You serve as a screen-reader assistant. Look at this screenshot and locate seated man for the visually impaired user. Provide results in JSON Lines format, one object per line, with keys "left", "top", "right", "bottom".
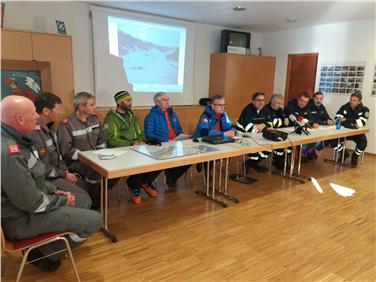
{"left": 236, "top": 92, "right": 269, "bottom": 173}
{"left": 332, "top": 91, "right": 369, "bottom": 166}
{"left": 192, "top": 95, "right": 235, "bottom": 139}
{"left": 284, "top": 91, "right": 312, "bottom": 127}
{"left": 285, "top": 91, "right": 316, "bottom": 161}
{"left": 57, "top": 92, "right": 117, "bottom": 208}
{"left": 192, "top": 95, "right": 235, "bottom": 173}
{"left": 303, "top": 91, "right": 334, "bottom": 160}
{"left": 1, "top": 95, "right": 101, "bottom": 272}
{"left": 263, "top": 93, "right": 288, "bottom": 170}
{"left": 104, "top": 91, "right": 161, "bottom": 204}
{"left": 32, "top": 92, "right": 89, "bottom": 196}
{"left": 144, "top": 92, "right": 190, "bottom": 189}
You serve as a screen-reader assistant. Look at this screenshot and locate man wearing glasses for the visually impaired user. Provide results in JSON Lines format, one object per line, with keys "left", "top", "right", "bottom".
{"left": 236, "top": 92, "right": 269, "bottom": 173}
{"left": 192, "top": 95, "right": 235, "bottom": 139}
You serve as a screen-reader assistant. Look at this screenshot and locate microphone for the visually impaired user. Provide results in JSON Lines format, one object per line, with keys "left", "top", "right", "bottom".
{"left": 289, "top": 115, "right": 310, "bottom": 135}
{"left": 200, "top": 128, "right": 209, "bottom": 137}
{"left": 297, "top": 116, "right": 312, "bottom": 129}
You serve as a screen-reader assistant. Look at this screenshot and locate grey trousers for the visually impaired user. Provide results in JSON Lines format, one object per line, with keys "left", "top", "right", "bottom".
{"left": 4, "top": 192, "right": 102, "bottom": 260}
{"left": 49, "top": 178, "right": 90, "bottom": 197}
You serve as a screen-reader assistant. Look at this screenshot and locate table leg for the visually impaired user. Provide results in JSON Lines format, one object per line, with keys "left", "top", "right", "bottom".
{"left": 100, "top": 177, "right": 118, "bottom": 243}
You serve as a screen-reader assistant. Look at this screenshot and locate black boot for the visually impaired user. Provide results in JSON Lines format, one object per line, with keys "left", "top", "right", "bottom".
{"left": 338, "top": 149, "right": 349, "bottom": 162}
{"left": 28, "top": 248, "right": 61, "bottom": 272}
{"left": 351, "top": 153, "right": 359, "bottom": 167}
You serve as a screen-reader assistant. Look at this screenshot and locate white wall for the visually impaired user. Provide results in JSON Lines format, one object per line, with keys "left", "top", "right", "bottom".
{"left": 3, "top": 1, "right": 261, "bottom": 106}
{"left": 260, "top": 19, "right": 376, "bottom": 153}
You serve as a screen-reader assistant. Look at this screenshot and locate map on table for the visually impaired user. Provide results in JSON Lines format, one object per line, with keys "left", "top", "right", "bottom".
{"left": 131, "top": 142, "right": 218, "bottom": 160}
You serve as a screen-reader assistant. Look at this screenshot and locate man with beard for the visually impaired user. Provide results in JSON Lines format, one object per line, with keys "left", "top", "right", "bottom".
{"left": 57, "top": 92, "right": 118, "bottom": 209}
{"left": 104, "top": 91, "right": 160, "bottom": 204}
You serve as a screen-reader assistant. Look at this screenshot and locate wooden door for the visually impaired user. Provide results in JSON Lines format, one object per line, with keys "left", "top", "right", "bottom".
{"left": 285, "top": 53, "right": 318, "bottom": 105}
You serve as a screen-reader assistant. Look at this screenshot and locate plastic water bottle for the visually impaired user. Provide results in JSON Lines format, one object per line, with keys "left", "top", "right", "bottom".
{"left": 336, "top": 117, "right": 342, "bottom": 130}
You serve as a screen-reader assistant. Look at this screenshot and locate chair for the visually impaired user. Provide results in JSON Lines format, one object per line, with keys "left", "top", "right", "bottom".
{"left": 1, "top": 228, "right": 80, "bottom": 282}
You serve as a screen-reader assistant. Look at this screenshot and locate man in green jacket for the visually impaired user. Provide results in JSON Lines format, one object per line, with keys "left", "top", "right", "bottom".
{"left": 104, "top": 91, "right": 160, "bottom": 204}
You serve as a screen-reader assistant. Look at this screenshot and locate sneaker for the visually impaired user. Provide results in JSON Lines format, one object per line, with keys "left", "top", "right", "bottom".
{"left": 351, "top": 154, "right": 358, "bottom": 167}
{"left": 141, "top": 183, "right": 158, "bottom": 198}
{"left": 132, "top": 195, "right": 142, "bottom": 204}
{"left": 28, "top": 249, "right": 61, "bottom": 272}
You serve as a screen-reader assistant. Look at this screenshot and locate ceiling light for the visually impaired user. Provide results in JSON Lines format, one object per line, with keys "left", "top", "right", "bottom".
{"left": 285, "top": 18, "right": 297, "bottom": 23}
{"left": 233, "top": 6, "right": 246, "bottom": 11}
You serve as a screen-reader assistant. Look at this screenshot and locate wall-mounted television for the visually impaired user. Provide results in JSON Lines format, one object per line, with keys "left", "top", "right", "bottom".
{"left": 221, "top": 29, "right": 251, "bottom": 55}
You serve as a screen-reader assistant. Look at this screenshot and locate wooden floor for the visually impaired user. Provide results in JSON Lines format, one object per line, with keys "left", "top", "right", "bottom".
{"left": 3, "top": 149, "right": 376, "bottom": 281}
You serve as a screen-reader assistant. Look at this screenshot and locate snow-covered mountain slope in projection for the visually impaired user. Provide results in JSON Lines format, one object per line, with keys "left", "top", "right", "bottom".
{"left": 118, "top": 30, "right": 180, "bottom": 85}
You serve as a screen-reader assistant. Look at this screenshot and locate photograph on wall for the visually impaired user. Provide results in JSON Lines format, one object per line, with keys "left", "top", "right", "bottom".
{"left": 318, "top": 63, "right": 365, "bottom": 95}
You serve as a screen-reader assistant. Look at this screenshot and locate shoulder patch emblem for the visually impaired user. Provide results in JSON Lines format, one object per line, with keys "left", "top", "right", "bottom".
{"left": 62, "top": 118, "right": 69, "bottom": 124}
{"left": 34, "top": 125, "right": 41, "bottom": 130}
{"left": 365, "top": 111, "right": 369, "bottom": 118}
{"left": 8, "top": 144, "right": 20, "bottom": 154}
{"left": 202, "top": 118, "right": 208, "bottom": 123}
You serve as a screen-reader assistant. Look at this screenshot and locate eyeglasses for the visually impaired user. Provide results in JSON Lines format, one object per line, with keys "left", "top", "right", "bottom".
{"left": 255, "top": 99, "right": 265, "bottom": 102}
{"left": 213, "top": 104, "right": 226, "bottom": 108}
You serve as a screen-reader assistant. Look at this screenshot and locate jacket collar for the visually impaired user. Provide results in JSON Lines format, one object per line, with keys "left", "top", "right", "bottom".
{"left": 1, "top": 123, "right": 36, "bottom": 147}
{"left": 151, "top": 105, "right": 173, "bottom": 116}
{"left": 204, "top": 105, "right": 223, "bottom": 119}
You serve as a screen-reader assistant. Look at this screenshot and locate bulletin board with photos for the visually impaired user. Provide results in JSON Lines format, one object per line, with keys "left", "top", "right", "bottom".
{"left": 318, "top": 64, "right": 364, "bottom": 95}
{"left": 373, "top": 66, "right": 376, "bottom": 96}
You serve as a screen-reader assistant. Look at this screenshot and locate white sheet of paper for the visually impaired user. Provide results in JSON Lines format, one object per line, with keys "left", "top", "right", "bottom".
{"left": 93, "top": 149, "right": 127, "bottom": 157}
{"left": 329, "top": 183, "right": 355, "bottom": 197}
{"left": 310, "top": 177, "right": 324, "bottom": 193}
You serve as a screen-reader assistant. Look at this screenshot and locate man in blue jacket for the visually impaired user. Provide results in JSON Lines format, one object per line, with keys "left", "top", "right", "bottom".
{"left": 192, "top": 95, "right": 235, "bottom": 139}
{"left": 144, "top": 92, "right": 190, "bottom": 189}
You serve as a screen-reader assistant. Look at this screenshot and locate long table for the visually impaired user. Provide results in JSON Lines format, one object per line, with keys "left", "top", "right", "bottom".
{"left": 79, "top": 126, "right": 368, "bottom": 242}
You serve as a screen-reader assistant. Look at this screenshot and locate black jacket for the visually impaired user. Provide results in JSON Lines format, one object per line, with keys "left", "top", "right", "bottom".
{"left": 236, "top": 103, "right": 266, "bottom": 132}
{"left": 263, "top": 103, "right": 285, "bottom": 128}
{"left": 335, "top": 102, "right": 369, "bottom": 129}
{"left": 284, "top": 99, "right": 311, "bottom": 126}
{"left": 308, "top": 100, "right": 332, "bottom": 125}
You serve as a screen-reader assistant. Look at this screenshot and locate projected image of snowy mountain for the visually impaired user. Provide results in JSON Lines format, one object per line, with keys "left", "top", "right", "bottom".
{"left": 108, "top": 16, "right": 186, "bottom": 93}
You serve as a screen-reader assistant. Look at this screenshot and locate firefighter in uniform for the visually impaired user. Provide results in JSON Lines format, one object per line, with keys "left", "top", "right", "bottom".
{"left": 104, "top": 91, "right": 161, "bottom": 204}
{"left": 32, "top": 92, "right": 89, "bottom": 197}
{"left": 331, "top": 91, "right": 369, "bottom": 166}
{"left": 284, "top": 91, "right": 312, "bottom": 126}
{"left": 236, "top": 92, "right": 269, "bottom": 173}
{"left": 1, "top": 95, "right": 101, "bottom": 272}
{"left": 303, "top": 91, "right": 334, "bottom": 160}
{"left": 57, "top": 92, "right": 117, "bottom": 207}
{"left": 263, "top": 93, "right": 288, "bottom": 170}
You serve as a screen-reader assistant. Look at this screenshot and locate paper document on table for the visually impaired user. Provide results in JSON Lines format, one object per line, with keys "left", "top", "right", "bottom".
{"left": 173, "top": 134, "right": 192, "bottom": 141}
{"left": 93, "top": 149, "right": 127, "bottom": 157}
